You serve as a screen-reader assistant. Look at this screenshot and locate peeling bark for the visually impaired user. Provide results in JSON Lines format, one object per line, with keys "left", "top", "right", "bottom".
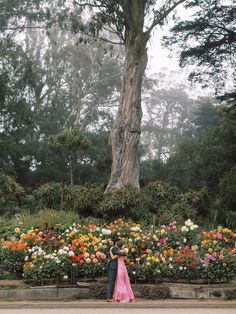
{"left": 105, "top": 0, "right": 149, "bottom": 193}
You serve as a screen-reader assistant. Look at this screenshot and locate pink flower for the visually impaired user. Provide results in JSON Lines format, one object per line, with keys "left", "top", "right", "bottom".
{"left": 85, "top": 258, "right": 91, "bottom": 264}
{"left": 100, "top": 253, "right": 106, "bottom": 260}
{"left": 95, "top": 252, "right": 101, "bottom": 258}
{"left": 217, "top": 233, "right": 223, "bottom": 240}
{"left": 93, "top": 258, "right": 98, "bottom": 264}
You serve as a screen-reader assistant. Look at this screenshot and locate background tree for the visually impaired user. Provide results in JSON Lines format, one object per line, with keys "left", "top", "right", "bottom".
{"left": 141, "top": 85, "right": 196, "bottom": 160}
{"left": 1, "top": 0, "right": 189, "bottom": 193}
{"left": 163, "top": 0, "right": 236, "bottom": 97}
{"left": 50, "top": 129, "right": 90, "bottom": 186}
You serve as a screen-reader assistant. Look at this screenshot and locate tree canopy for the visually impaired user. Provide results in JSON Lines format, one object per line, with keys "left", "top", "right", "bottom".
{"left": 163, "top": 0, "right": 236, "bottom": 95}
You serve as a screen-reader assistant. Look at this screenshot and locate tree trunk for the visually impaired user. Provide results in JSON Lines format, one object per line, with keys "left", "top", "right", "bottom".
{"left": 105, "top": 2, "right": 149, "bottom": 193}
{"left": 68, "top": 154, "right": 74, "bottom": 185}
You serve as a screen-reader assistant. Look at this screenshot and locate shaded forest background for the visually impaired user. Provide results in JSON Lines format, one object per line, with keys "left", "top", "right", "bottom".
{"left": 0, "top": 0, "right": 235, "bottom": 229}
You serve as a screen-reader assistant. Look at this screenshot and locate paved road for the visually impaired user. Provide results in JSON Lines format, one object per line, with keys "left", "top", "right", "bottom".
{"left": 1, "top": 309, "right": 236, "bottom": 314}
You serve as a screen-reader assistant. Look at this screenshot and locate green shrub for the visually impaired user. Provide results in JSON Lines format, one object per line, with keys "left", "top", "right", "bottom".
{"left": 157, "top": 196, "right": 197, "bottom": 225}
{"left": 224, "top": 211, "right": 236, "bottom": 229}
{"left": 0, "top": 173, "right": 24, "bottom": 215}
{"left": 212, "top": 290, "right": 222, "bottom": 298}
{"left": 0, "top": 248, "right": 25, "bottom": 275}
{"left": 98, "top": 185, "right": 150, "bottom": 221}
{"left": 143, "top": 182, "right": 208, "bottom": 225}
{"left": 72, "top": 183, "right": 105, "bottom": 216}
{"left": 143, "top": 181, "right": 180, "bottom": 212}
{"left": 34, "top": 182, "right": 62, "bottom": 209}
{"left": 219, "top": 165, "right": 236, "bottom": 212}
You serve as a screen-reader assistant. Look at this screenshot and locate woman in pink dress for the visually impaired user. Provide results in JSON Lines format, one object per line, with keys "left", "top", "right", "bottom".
{"left": 110, "top": 240, "right": 135, "bottom": 303}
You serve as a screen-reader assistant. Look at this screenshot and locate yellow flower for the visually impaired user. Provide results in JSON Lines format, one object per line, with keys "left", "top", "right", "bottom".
{"left": 163, "top": 250, "right": 168, "bottom": 258}
{"left": 15, "top": 227, "right": 21, "bottom": 234}
{"left": 157, "top": 269, "right": 161, "bottom": 273}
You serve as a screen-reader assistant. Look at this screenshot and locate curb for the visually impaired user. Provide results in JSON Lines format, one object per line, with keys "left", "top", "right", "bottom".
{"left": 0, "top": 300, "right": 236, "bottom": 309}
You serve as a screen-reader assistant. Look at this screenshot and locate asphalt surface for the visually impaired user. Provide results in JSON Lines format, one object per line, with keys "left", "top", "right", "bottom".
{"left": 1, "top": 309, "right": 236, "bottom": 314}
{"left": 0, "top": 299, "right": 236, "bottom": 309}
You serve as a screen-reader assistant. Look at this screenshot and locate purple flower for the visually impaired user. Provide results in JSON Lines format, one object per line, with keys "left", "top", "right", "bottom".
{"left": 199, "top": 258, "right": 208, "bottom": 267}
{"left": 208, "top": 255, "right": 216, "bottom": 262}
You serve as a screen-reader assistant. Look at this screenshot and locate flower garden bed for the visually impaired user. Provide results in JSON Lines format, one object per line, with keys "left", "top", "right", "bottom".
{"left": 0, "top": 218, "right": 236, "bottom": 286}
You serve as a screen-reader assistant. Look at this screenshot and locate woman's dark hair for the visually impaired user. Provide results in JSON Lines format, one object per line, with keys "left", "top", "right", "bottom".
{"left": 116, "top": 240, "right": 124, "bottom": 249}
{"left": 111, "top": 236, "right": 120, "bottom": 244}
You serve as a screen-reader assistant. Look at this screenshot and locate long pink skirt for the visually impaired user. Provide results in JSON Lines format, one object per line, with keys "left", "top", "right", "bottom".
{"left": 113, "top": 258, "right": 135, "bottom": 303}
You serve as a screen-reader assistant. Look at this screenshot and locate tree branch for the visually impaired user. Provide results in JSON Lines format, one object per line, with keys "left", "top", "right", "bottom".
{"left": 147, "top": 0, "right": 187, "bottom": 35}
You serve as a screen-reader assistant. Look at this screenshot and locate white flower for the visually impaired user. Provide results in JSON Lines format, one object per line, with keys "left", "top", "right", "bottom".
{"left": 185, "top": 219, "right": 193, "bottom": 227}
{"left": 15, "top": 227, "right": 21, "bottom": 234}
{"left": 58, "top": 249, "right": 66, "bottom": 255}
{"left": 55, "top": 258, "right": 61, "bottom": 264}
{"left": 169, "top": 257, "right": 173, "bottom": 262}
{"left": 68, "top": 251, "right": 75, "bottom": 257}
{"left": 101, "top": 228, "right": 112, "bottom": 235}
{"left": 190, "top": 224, "right": 198, "bottom": 231}
{"left": 24, "top": 256, "right": 29, "bottom": 261}
{"left": 63, "top": 275, "right": 68, "bottom": 279}
{"left": 181, "top": 226, "right": 189, "bottom": 233}
{"left": 179, "top": 266, "right": 183, "bottom": 271}
{"left": 183, "top": 238, "right": 187, "bottom": 243}
{"left": 169, "top": 264, "right": 173, "bottom": 269}
{"left": 131, "top": 226, "right": 141, "bottom": 232}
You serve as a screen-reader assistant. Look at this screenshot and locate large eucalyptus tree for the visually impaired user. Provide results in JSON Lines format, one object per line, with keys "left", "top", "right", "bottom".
{"left": 1, "top": 0, "right": 188, "bottom": 193}
{"left": 69, "top": 0, "right": 187, "bottom": 193}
